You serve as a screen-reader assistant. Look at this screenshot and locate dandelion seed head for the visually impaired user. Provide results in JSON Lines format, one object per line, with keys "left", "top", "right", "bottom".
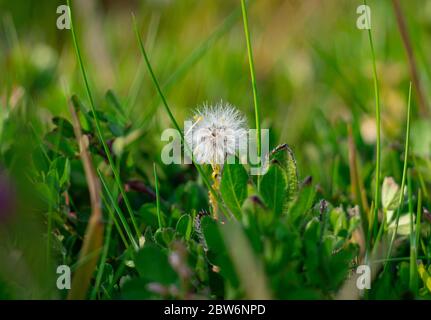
{"left": 185, "top": 102, "right": 248, "bottom": 165}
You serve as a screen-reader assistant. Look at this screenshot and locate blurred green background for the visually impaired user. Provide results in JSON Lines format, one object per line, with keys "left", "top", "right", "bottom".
{"left": 1, "top": 0, "right": 431, "bottom": 298}
{"left": 2, "top": 0, "right": 431, "bottom": 184}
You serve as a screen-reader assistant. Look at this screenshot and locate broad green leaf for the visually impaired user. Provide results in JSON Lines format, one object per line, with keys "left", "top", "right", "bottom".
{"left": 137, "top": 203, "right": 165, "bottom": 229}
{"left": 134, "top": 244, "right": 177, "bottom": 285}
{"left": 175, "top": 181, "right": 208, "bottom": 213}
{"left": 201, "top": 216, "right": 239, "bottom": 286}
{"left": 120, "top": 278, "right": 152, "bottom": 299}
{"left": 260, "top": 165, "right": 287, "bottom": 215}
{"left": 220, "top": 163, "right": 248, "bottom": 219}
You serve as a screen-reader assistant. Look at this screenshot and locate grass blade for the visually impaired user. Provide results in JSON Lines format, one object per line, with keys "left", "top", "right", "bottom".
{"left": 98, "top": 169, "right": 138, "bottom": 250}
{"left": 364, "top": 0, "right": 381, "bottom": 242}
{"left": 67, "top": 0, "right": 141, "bottom": 239}
{"left": 384, "top": 82, "right": 412, "bottom": 270}
{"left": 90, "top": 215, "right": 113, "bottom": 300}
{"left": 102, "top": 193, "right": 129, "bottom": 249}
{"left": 241, "top": 0, "right": 262, "bottom": 188}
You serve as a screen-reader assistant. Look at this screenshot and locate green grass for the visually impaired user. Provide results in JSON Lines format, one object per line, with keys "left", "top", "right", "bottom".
{"left": 1, "top": 0, "right": 431, "bottom": 301}
{"left": 132, "top": 14, "right": 230, "bottom": 219}
{"left": 90, "top": 215, "right": 113, "bottom": 300}
{"left": 385, "top": 82, "right": 413, "bottom": 269}
{"left": 365, "top": 0, "right": 382, "bottom": 252}
{"left": 67, "top": 0, "right": 141, "bottom": 239}
{"left": 241, "top": 0, "right": 262, "bottom": 173}
{"left": 98, "top": 169, "right": 138, "bottom": 250}
{"left": 133, "top": 6, "right": 242, "bottom": 130}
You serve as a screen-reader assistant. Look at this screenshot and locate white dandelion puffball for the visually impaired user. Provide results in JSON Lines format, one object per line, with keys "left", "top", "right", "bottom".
{"left": 185, "top": 102, "right": 248, "bottom": 166}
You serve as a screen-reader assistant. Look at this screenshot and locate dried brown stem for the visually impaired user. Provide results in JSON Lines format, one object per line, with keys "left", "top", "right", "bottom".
{"left": 392, "top": 0, "right": 429, "bottom": 116}
{"left": 67, "top": 97, "right": 104, "bottom": 300}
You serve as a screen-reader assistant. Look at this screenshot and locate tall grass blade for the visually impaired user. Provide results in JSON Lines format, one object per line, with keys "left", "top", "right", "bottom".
{"left": 101, "top": 192, "right": 129, "bottom": 249}
{"left": 241, "top": 0, "right": 262, "bottom": 189}
{"left": 67, "top": 0, "right": 141, "bottom": 239}
{"left": 384, "top": 82, "right": 412, "bottom": 270}
{"left": 90, "top": 215, "right": 113, "bottom": 300}
{"left": 98, "top": 169, "right": 138, "bottom": 250}
{"left": 364, "top": 0, "right": 381, "bottom": 241}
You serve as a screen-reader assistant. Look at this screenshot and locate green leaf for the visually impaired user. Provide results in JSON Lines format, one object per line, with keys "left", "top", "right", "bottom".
{"left": 260, "top": 165, "right": 287, "bottom": 215}
{"left": 269, "top": 144, "right": 299, "bottom": 204}
{"left": 154, "top": 228, "right": 175, "bottom": 247}
{"left": 134, "top": 244, "right": 177, "bottom": 285}
{"left": 137, "top": 203, "right": 165, "bottom": 229}
{"left": 50, "top": 157, "right": 70, "bottom": 189}
{"left": 288, "top": 180, "right": 316, "bottom": 224}
{"left": 71, "top": 95, "right": 93, "bottom": 132}
{"left": 220, "top": 163, "right": 248, "bottom": 218}
{"left": 44, "top": 130, "right": 77, "bottom": 158}
{"left": 52, "top": 117, "right": 75, "bottom": 138}
{"left": 176, "top": 214, "right": 192, "bottom": 240}
{"left": 120, "top": 278, "right": 152, "bottom": 299}
{"left": 175, "top": 181, "right": 209, "bottom": 212}
{"left": 201, "top": 216, "right": 239, "bottom": 286}
{"left": 106, "top": 90, "right": 128, "bottom": 125}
